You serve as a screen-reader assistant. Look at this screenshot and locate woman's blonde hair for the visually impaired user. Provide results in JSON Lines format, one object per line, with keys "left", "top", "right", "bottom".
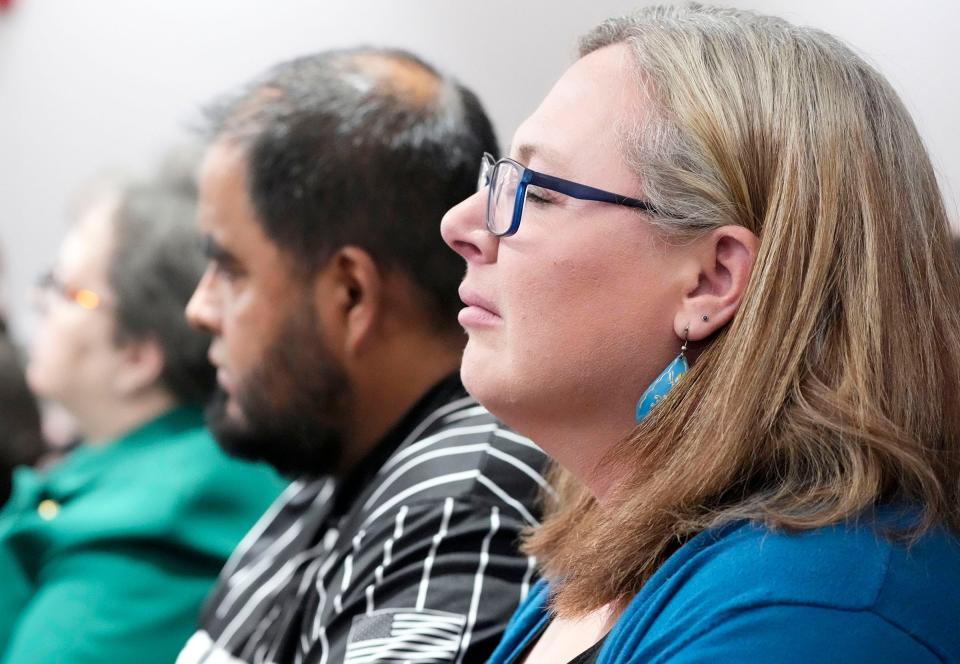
{"left": 526, "top": 4, "right": 960, "bottom": 616}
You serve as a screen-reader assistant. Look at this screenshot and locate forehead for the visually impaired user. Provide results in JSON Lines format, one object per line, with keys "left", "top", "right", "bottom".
{"left": 198, "top": 140, "right": 255, "bottom": 234}
{"left": 58, "top": 196, "right": 117, "bottom": 283}
{"left": 197, "top": 139, "right": 303, "bottom": 289}
{"left": 511, "top": 44, "right": 644, "bottom": 185}
{"left": 198, "top": 141, "right": 275, "bottom": 254}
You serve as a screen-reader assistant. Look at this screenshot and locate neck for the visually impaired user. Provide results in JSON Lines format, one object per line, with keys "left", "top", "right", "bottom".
{"left": 78, "top": 390, "right": 179, "bottom": 445}
{"left": 339, "top": 332, "right": 463, "bottom": 475}
{"left": 539, "top": 424, "right": 631, "bottom": 503}
{"left": 505, "top": 396, "right": 636, "bottom": 504}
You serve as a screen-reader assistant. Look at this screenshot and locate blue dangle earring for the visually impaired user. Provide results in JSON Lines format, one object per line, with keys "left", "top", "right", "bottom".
{"left": 635, "top": 318, "right": 705, "bottom": 423}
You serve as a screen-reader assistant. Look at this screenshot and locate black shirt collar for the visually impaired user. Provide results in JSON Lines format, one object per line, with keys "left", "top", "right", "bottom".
{"left": 329, "top": 372, "right": 467, "bottom": 517}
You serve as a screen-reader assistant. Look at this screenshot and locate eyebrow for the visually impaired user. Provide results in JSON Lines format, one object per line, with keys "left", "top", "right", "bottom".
{"left": 512, "top": 142, "right": 567, "bottom": 175}
{"left": 202, "top": 235, "right": 237, "bottom": 265}
{"left": 513, "top": 142, "right": 540, "bottom": 164}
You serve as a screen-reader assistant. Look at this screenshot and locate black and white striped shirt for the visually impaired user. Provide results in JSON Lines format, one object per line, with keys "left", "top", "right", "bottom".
{"left": 178, "top": 375, "right": 549, "bottom": 664}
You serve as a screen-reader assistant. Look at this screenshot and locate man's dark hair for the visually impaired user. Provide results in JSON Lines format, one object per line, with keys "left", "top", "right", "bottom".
{"left": 205, "top": 47, "right": 498, "bottom": 331}
{"left": 109, "top": 149, "right": 216, "bottom": 404}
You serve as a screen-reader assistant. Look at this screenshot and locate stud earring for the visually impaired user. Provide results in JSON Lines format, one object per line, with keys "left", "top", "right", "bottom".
{"left": 635, "top": 326, "right": 691, "bottom": 422}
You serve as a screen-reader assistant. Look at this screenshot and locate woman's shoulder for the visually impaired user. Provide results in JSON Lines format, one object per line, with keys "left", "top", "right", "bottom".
{"left": 68, "top": 417, "right": 278, "bottom": 505}
{"left": 609, "top": 510, "right": 960, "bottom": 662}
{"left": 83, "top": 420, "right": 284, "bottom": 538}
{"left": 1, "top": 412, "right": 284, "bottom": 552}
{"left": 671, "top": 510, "right": 960, "bottom": 609}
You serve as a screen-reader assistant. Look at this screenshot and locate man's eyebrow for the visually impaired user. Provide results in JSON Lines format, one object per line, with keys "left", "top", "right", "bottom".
{"left": 202, "top": 236, "right": 236, "bottom": 263}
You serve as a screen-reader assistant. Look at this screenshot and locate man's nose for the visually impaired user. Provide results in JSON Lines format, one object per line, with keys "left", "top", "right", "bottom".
{"left": 185, "top": 267, "right": 221, "bottom": 334}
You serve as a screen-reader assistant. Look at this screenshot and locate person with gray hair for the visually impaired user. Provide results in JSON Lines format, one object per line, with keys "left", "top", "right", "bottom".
{"left": 0, "top": 152, "right": 285, "bottom": 664}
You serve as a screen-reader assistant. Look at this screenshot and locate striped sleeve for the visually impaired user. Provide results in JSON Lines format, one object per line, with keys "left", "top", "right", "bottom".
{"left": 308, "top": 497, "right": 537, "bottom": 664}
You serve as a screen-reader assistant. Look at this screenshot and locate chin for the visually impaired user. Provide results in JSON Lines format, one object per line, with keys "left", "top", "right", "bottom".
{"left": 224, "top": 394, "right": 246, "bottom": 423}
{"left": 460, "top": 344, "right": 569, "bottom": 448}
{"left": 459, "top": 345, "right": 494, "bottom": 399}
{"left": 460, "top": 349, "right": 522, "bottom": 427}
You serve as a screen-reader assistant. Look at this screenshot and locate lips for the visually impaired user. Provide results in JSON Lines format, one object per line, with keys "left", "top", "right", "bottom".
{"left": 207, "top": 346, "right": 223, "bottom": 371}
{"left": 458, "top": 284, "right": 502, "bottom": 328}
{"left": 458, "top": 285, "right": 500, "bottom": 316}
{"left": 216, "top": 369, "right": 233, "bottom": 393}
{"left": 208, "top": 346, "right": 231, "bottom": 391}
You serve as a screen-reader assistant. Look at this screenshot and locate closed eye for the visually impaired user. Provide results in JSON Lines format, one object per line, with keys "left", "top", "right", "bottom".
{"left": 203, "top": 237, "right": 245, "bottom": 280}
{"left": 526, "top": 186, "right": 561, "bottom": 206}
{"left": 212, "top": 259, "right": 243, "bottom": 281}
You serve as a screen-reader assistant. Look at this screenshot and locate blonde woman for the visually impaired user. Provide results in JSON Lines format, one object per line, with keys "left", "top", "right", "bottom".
{"left": 442, "top": 5, "right": 960, "bottom": 663}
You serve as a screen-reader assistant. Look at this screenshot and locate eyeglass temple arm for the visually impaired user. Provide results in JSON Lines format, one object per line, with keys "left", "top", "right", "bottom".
{"left": 527, "top": 170, "right": 656, "bottom": 211}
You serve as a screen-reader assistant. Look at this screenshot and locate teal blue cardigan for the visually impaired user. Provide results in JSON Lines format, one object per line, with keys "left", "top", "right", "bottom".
{"left": 491, "top": 508, "right": 960, "bottom": 663}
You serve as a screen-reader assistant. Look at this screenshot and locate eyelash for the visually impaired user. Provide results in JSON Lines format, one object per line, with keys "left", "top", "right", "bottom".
{"left": 526, "top": 187, "right": 558, "bottom": 206}
{"left": 211, "top": 259, "right": 242, "bottom": 281}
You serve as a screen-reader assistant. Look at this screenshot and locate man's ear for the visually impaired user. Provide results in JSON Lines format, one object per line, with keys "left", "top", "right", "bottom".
{"left": 313, "top": 246, "right": 383, "bottom": 358}
{"left": 113, "top": 337, "right": 166, "bottom": 397}
{"left": 674, "top": 225, "right": 759, "bottom": 341}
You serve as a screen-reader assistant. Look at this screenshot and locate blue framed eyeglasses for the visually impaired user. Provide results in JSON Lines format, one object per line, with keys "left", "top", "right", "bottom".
{"left": 477, "top": 152, "right": 657, "bottom": 237}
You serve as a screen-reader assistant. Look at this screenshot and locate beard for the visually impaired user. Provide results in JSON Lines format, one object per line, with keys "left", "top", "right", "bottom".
{"left": 205, "top": 303, "right": 350, "bottom": 478}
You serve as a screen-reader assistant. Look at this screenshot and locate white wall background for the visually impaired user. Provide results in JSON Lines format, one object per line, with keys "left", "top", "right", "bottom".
{"left": 1, "top": 0, "right": 958, "bottom": 341}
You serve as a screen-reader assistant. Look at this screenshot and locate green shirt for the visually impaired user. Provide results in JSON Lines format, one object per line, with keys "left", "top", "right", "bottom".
{"left": 0, "top": 406, "right": 286, "bottom": 664}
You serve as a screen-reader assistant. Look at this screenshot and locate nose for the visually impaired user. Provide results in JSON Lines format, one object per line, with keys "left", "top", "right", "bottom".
{"left": 440, "top": 190, "right": 499, "bottom": 264}
{"left": 185, "top": 266, "right": 222, "bottom": 334}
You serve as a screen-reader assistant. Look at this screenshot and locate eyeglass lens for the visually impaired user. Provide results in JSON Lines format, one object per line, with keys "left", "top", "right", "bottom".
{"left": 487, "top": 161, "right": 522, "bottom": 235}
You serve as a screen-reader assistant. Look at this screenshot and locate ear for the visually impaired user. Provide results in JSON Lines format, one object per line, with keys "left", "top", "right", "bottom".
{"left": 113, "top": 337, "right": 166, "bottom": 397}
{"left": 674, "top": 225, "right": 759, "bottom": 341}
{"left": 313, "top": 246, "right": 384, "bottom": 358}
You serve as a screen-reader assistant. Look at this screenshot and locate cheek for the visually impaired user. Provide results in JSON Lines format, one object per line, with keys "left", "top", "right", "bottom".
{"left": 512, "top": 244, "right": 661, "bottom": 344}
{"left": 517, "top": 263, "right": 653, "bottom": 381}
{"left": 27, "top": 317, "right": 75, "bottom": 383}
{"left": 464, "top": 238, "right": 679, "bottom": 422}
{"left": 26, "top": 316, "right": 103, "bottom": 396}
{"left": 220, "top": 287, "right": 286, "bottom": 377}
